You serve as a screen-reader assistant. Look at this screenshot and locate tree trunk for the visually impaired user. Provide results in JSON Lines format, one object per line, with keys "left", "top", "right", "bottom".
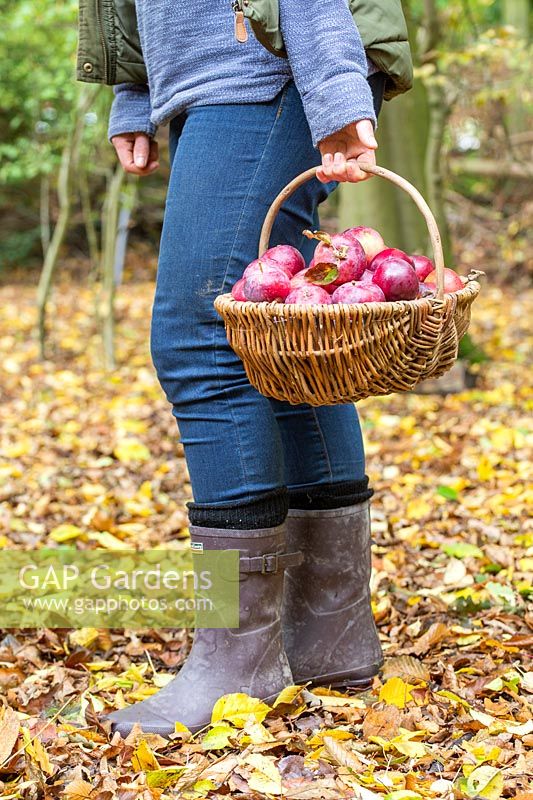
{"left": 421, "top": 0, "right": 454, "bottom": 266}
{"left": 79, "top": 165, "right": 100, "bottom": 277}
{"left": 339, "top": 79, "right": 430, "bottom": 253}
{"left": 339, "top": 0, "right": 430, "bottom": 254}
{"left": 502, "top": 0, "right": 530, "bottom": 135}
{"left": 502, "top": 0, "right": 530, "bottom": 36}
{"left": 36, "top": 88, "right": 93, "bottom": 359}
{"left": 99, "top": 164, "right": 125, "bottom": 370}
{"left": 39, "top": 175, "right": 50, "bottom": 258}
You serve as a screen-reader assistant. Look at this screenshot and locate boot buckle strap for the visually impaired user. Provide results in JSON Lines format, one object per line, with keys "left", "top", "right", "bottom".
{"left": 261, "top": 553, "right": 279, "bottom": 574}
{"left": 239, "top": 550, "right": 304, "bottom": 574}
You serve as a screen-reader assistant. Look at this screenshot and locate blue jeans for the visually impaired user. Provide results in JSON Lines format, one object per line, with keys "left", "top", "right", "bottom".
{"left": 151, "top": 78, "right": 384, "bottom": 514}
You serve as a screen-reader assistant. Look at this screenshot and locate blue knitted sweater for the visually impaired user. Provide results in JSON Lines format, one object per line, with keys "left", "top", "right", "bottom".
{"left": 108, "top": 0, "right": 377, "bottom": 147}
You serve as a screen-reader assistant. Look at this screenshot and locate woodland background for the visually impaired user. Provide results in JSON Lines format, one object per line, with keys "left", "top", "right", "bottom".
{"left": 0, "top": 1, "right": 532, "bottom": 799}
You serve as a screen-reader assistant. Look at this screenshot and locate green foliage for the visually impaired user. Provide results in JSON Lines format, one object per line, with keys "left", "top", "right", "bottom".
{"left": 0, "top": 228, "right": 41, "bottom": 272}
{"left": 458, "top": 333, "right": 489, "bottom": 365}
{"left": 0, "top": 0, "right": 80, "bottom": 183}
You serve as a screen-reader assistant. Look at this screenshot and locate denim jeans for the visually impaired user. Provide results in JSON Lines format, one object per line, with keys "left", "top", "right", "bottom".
{"left": 151, "top": 76, "right": 385, "bottom": 511}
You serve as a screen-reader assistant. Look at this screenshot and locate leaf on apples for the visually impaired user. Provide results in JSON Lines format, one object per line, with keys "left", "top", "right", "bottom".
{"left": 305, "top": 262, "right": 339, "bottom": 285}
{"left": 302, "top": 229, "right": 332, "bottom": 246}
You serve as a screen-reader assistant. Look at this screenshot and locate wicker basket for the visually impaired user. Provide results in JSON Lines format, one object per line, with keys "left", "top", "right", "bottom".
{"left": 215, "top": 163, "right": 481, "bottom": 406}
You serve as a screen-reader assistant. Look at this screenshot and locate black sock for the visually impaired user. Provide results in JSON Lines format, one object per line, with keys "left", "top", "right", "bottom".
{"left": 288, "top": 477, "right": 373, "bottom": 511}
{"left": 187, "top": 488, "right": 288, "bottom": 530}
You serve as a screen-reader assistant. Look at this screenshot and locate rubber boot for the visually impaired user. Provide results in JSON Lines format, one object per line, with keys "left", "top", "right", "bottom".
{"left": 108, "top": 525, "right": 302, "bottom": 736}
{"left": 282, "top": 501, "right": 383, "bottom": 688}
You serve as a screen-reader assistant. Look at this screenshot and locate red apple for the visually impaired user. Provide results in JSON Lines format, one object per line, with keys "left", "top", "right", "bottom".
{"left": 304, "top": 231, "right": 367, "bottom": 283}
{"left": 343, "top": 226, "right": 386, "bottom": 263}
{"left": 331, "top": 282, "right": 386, "bottom": 304}
{"left": 360, "top": 269, "right": 375, "bottom": 284}
{"left": 369, "top": 247, "right": 415, "bottom": 273}
{"left": 243, "top": 257, "right": 290, "bottom": 279}
{"left": 290, "top": 267, "right": 337, "bottom": 294}
{"left": 417, "top": 281, "right": 436, "bottom": 298}
{"left": 372, "top": 258, "right": 419, "bottom": 301}
{"left": 425, "top": 268, "right": 464, "bottom": 293}
{"left": 410, "top": 254, "right": 435, "bottom": 281}
{"left": 262, "top": 245, "right": 305, "bottom": 276}
{"left": 285, "top": 285, "right": 332, "bottom": 305}
{"left": 243, "top": 265, "right": 291, "bottom": 302}
{"left": 231, "top": 277, "right": 247, "bottom": 301}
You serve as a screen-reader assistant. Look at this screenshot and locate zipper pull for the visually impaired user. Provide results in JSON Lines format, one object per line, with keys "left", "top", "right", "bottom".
{"left": 232, "top": 2, "right": 248, "bottom": 43}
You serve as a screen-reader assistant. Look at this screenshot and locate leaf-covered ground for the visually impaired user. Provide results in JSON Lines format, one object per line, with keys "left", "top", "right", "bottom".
{"left": 0, "top": 280, "right": 531, "bottom": 799}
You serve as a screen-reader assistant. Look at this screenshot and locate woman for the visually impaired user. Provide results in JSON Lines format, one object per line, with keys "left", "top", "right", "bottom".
{"left": 84, "top": 0, "right": 412, "bottom": 735}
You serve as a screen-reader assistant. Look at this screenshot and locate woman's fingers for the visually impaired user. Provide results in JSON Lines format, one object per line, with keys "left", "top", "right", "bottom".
{"left": 317, "top": 150, "right": 349, "bottom": 183}
{"left": 133, "top": 134, "right": 151, "bottom": 168}
{"left": 317, "top": 118, "right": 378, "bottom": 183}
{"left": 355, "top": 119, "right": 378, "bottom": 150}
{"left": 112, "top": 133, "right": 159, "bottom": 176}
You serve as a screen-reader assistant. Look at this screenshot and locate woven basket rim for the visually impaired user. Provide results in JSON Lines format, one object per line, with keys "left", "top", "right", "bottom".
{"left": 215, "top": 281, "right": 480, "bottom": 317}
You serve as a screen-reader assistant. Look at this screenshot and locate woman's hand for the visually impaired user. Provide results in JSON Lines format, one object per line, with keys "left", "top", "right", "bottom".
{"left": 317, "top": 119, "right": 377, "bottom": 183}
{"left": 111, "top": 132, "right": 160, "bottom": 176}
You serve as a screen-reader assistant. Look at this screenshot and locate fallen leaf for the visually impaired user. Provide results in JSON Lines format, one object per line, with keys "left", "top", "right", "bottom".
{"left": 382, "top": 656, "right": 430, "bottom": 683}
{"left": 413, "top": 622, "right": 449, "bottom": 655}
{"left": 465, "top": 765, "right": 504, "bottom": 799}
{"left": 63, "top": 778, "right": 95, "bottom": 800}
{"left": 131, "top": 739, "right": 160, "bottom": 772}
{"left": 243, "top": 752, "right": 282, "bottom": 795}
{"left": 211, "top": 693, "right": 271, "bottom": 728}
{"left": 362, "top": 705, "right": 402, "bottom": 739}
{"left": 201, "top": 723, "right": 236, "bottom": 750}
{"left": 323, "top": 736, "right": 364, "bottom": 772}
{"left": 379, "top": 677, "right": 415, "bottom": 709}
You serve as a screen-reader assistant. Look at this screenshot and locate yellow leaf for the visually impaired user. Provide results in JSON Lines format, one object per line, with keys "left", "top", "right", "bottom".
{"left": 138, "top": 480, "right": 153, "bottom": 499}
{"left": 5, "top": 438, "right": 32, "bottom": 458}
{"left": 406, "top": 499, "right": 432, "bottom": 520}
{"left": 462, "top": 740, "right": 501, "bottom": 765}
{"left": 244, "top": 753, "right": 282, "bottom": 796}
{"left": 379, "top": 677, "right": 415, "bottom": 709}
{"left": 69, "top": 628, "right": 100, "bottom": 648}
{"left": 118, "top": 419, "right": 148, "bottom": 434}
{"left": 87, "top": 531, "right": 130, "bottom": 550}
{"left": 465, "top": 766, "right": 504, "bottom": 799}
{"left": 211, "top": 693, "right": 270, "bottom": 728}
{"left": 503, "top": 718, "right": 533, "bottom": 736}
{"left": 477, "top": 455, "right": 496, "bottom": 481}
{"left": 469, "top": 708, "right": 496, "bottom": 727}
{"left": 114, "top": 439, "right": 151, "bottom": 464}
{"left": 308, "top": 728, "right": 354, "bottom": 747}
{"left": 201, "top": 723, "right": 236, "bottom": 750}
{"left": 391, "top": 736, "right": 428, "bottom": 759}
{"left": 80, "top": 483, "right": 107, "bottom": 501}
{"left": 174, "top": 721, "right": 192, "bottom": 737}
{"left": 22, "top": 727, "right": 53, "bottom": 775}
{"left": 86, "top": 660, "right": 116, "bottom": 671}
{"left": 132, "top": 739, "right": 160, "bottom": 772}
{"left": 241, "top": 720, "right": 277, "bottom": 744}
{"left": 189, "top": 780, "right": 216, "bottom": 797}
{"left": 146, "top": 766, "right": 189, "bottom": 788}
{"left": 272, "top": 684, "right": 304, "bottom": 707}
{"left": 49, "top": 524, "right": 84, "bottom": 542}
{"left": 437, "top": 690, "right": 471, "bottom": 708}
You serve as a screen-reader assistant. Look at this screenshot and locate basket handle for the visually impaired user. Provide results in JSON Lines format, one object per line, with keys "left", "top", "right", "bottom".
{"left": 258, "top": 162, "right": 445, "bottom": 300}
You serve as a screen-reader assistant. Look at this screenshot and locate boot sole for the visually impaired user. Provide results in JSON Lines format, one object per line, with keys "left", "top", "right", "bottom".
{"left": 295, "top": 662, "right": 382, "bottom": 690}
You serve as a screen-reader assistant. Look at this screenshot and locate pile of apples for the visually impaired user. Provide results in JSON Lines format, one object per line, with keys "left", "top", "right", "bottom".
{"left": 231, "top": 227, "right": 465, "bottom": 306}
